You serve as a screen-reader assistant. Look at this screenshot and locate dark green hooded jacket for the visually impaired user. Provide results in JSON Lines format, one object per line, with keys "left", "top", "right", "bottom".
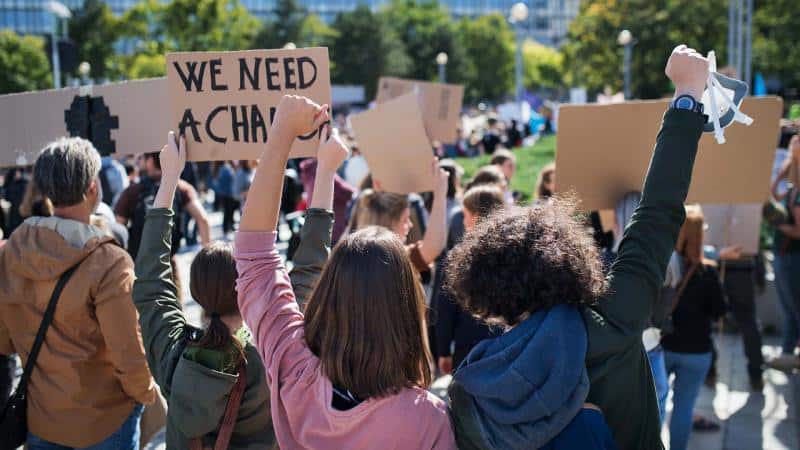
{"left": 133, "top": 207, "right": 333, "bottom": 449}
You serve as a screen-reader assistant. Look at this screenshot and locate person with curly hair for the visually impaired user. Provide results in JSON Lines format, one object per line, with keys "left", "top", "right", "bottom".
{"left": 445, "top": 45, "right": 710, "bottom": 450}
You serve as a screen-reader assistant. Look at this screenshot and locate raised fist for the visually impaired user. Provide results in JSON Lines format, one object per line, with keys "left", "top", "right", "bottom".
{"left": 665, "top": 45, "right": 710, "bottom": 101}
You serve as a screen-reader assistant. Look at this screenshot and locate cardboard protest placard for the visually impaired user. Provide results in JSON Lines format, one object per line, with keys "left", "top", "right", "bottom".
{"left": 350, "top": 92, "right": 434, "bottom": 193}
{"left": 167, "top": 47, "right": 331, "bottom": 161}
{"left": 0, "top": 78, "right": 169, "bottom": 167}
{"left": 555, "top": 96, "right": 783, "bottom": 211}
{"left": 375, "top": 77, "right": 464, "bottom": 144}
{"left": 702, "top": 203, "right": 762, "bottom": 255}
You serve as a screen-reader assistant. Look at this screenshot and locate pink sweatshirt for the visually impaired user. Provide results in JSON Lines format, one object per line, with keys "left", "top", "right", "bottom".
{"left": 234, "top": 231, "right": 456, "bottom": 450}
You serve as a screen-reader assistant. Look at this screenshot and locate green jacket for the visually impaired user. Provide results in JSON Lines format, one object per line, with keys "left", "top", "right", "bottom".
{"left": 133, "top": 207, "right": 333, "bottom": 450}
{"left": 584, "top": 108, "right": 703, "bottom": 450}
{"left": 445, "top": 109, "right": 703, "bottom": 450}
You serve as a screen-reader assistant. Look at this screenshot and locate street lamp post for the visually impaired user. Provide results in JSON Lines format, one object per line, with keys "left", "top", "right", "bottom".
{"left": 509, "top": 2, "right": 529, "bottom": 106}
{"left": 45, "top": 1, "right": 71, "bottom": 89}
{"left": 617, "top": 29, "right": 636, "bottom": 100}
{"left": 436, "top": 52, "right": 448, "bottom": 83}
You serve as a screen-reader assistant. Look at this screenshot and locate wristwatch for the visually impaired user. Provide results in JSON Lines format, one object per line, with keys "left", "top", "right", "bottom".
{"left": 671, "top": 94, "right": 704, "bottom": 115}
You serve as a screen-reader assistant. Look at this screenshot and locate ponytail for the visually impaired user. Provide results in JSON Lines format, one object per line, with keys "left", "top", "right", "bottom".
{"left": 188, "top": 242, "right": 245, "bottom": 369}
{"left": 191, "top": 313, "right": 245, "bottom": 368}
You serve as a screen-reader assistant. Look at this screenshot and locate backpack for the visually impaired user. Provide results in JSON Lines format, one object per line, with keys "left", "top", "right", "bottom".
{"left": 128, "top": 177, "right": 184, "bottom": 259}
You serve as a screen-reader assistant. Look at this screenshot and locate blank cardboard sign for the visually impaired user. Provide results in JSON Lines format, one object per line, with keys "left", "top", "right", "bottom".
{"left": 702, "top": 203, "right": 762, "bottom": 255}
{"left": 555, "top": 96, "right": 783, "bottom": 211}
{"left": 375, "top": 77, "right": 464, "bottom": 144}
{"left": 350, "top": 92, "right": 434, "bottom": 193}
{"left": 167, "top": 47, "right": 331, "bottom": 161}
{"left": 0, "top": 78, "right": 169, "bottom": 167}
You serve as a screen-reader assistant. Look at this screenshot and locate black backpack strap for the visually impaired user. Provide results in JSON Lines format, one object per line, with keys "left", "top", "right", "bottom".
{"left": 15, "top": 263, "right": 81, "bottom": 395}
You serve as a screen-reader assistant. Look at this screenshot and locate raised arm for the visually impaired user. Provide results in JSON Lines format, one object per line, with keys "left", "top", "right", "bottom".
{"left": 290, "top": 126, "right": 349, "bottom": 306}
{"left": 772, "top": 135, "right": 799, "bottom": 200}
{"left": 600, "top": 45, "right": 708, "bottom": 334}
{"left": 419, "top": 160, "right": 450, "bottom": 264}
{"left": 239, "top": 96, "right": 329, "bottom": 233}
{"left": 235, "top": 96, "right": 329, "bottom": 381}
{"left": 132, "top": 132, "right": 188, "bottom": 388}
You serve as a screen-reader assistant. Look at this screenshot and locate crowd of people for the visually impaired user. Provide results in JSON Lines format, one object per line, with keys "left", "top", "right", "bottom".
{"left": 0, "top": 45, "right": 798, "bottom": 450}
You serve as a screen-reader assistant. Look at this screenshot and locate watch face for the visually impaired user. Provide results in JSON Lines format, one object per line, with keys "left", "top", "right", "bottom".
{"left": 676, "top": 96, "right": 695, "bottom": 110}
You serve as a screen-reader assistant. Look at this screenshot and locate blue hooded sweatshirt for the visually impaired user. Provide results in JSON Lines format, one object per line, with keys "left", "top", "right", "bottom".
{"left": 449, "top": 304, "right": 590, "bottom": 449}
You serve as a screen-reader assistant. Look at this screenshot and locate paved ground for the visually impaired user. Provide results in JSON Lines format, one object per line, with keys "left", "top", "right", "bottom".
{"left": 151, "top": 211, "right": 800, "bottom": 450}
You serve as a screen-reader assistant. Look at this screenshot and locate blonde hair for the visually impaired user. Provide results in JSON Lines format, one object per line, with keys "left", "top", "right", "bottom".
{"left": 675, "top": 205, "right": 706, "bottom": 265}
{"left": 349, "top": 189, "right": 409, "bottom": 231}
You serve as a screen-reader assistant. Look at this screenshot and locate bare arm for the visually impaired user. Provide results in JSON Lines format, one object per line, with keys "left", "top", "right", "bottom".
{"left": 185, "top": 198, "right": 210, "bottom": 245}
{"left": 419, "top": 160, "right": 449, "bottom": 264}
{"left": 778, "top": 205, "right": 800, "bottom": 239}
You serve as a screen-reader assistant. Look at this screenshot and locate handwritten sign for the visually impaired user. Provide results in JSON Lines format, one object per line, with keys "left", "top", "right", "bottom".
{"left": 167, "top": 47, "right": 331, "bottom": 161}
{"left": 375, "top": 77, "right": 463, "bottom": 144}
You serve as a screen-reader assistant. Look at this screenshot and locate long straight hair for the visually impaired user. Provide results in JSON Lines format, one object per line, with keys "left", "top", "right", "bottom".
{"left": 303, "top": 226, "right": 432, "bottom": 399}
{"left": 675, "top": 205, "right": 706, "bottom": 266}
{"left": 188, "top": 242, "right": 245, "bottom": 366}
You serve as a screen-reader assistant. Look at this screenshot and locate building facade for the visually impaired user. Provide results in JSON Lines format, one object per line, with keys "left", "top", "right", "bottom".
{"left": 1, "top": 0, "right": 579, "bottom": 47}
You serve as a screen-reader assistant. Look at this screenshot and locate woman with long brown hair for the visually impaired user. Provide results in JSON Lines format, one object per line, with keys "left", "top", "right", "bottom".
{"left": 132, "top": 128, "right": 345, "bottom": 449}
{"left": 660, "top": 205, "right": 727, "bottom": 450}
{"left": 235, "top": 96, "right": 455, "bottom": 449}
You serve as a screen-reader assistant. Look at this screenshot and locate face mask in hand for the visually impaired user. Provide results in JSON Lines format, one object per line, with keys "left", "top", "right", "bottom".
{"left": 700, "top": 51, "right": 753, "bottom": 144}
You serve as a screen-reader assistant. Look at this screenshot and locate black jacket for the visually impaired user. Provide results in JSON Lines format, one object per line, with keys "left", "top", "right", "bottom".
{"left": 661, "top": 264, "right": 727, "bottom": 354}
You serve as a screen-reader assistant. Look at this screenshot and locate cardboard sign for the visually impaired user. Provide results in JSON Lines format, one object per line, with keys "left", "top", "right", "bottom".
{"left": 702, "top": 203, "right": 762, "bottom": 255}
{"left": 167, "top": 47, "right": 331, "bottom": 161}
{"left": 375, "top": 77, "right": 464, "bottom": 144}
{"left": 555, "top": 96, "right": 783, "bottom": 211}
{"left": 0, "top": 78, "right": 169, "bottom": 167}
{"left": 350, "top": 92, "right": 434, "bottom": 193}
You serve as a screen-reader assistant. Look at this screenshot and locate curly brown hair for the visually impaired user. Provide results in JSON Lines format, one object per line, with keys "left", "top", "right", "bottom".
{"left": 445, "top": 197, "right": 606, "bottom": 326}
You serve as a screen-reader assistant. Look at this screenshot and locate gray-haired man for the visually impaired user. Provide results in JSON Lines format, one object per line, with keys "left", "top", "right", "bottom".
{"left": 0, "top": 137, "right": 155, "bottom": 449}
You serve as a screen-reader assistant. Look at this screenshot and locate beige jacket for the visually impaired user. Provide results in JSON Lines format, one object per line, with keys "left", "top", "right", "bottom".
{"left": 0, "top": 216, "right": 155, "bottom": 447}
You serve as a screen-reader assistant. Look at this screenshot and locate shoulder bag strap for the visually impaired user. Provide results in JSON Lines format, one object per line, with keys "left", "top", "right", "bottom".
{"left": 188, "top": 362, "right": 248, "bottom": 450}
{"left": 670, "top": 261, "right": 699, "bottom": 314}
{"left": 15, "top": 263, "right": 81, "bottom": 395}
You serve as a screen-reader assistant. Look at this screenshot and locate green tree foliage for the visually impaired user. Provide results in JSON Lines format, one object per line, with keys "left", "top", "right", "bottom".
{"left": 68, "top": 0, "right": 119, "bottom": 80}
{"left": 0, "top": 30, "right": 52, "bottom": 94}
{"left": 522, "top": 39, "right": 564, "bottom": 91}
{"left": 115, "top": 0, "right": 259, "bottom": 79}
{"left": 382, "top": 0, "right": 467, "bottom": 83}
{"left": 298, "top": 14, "right": 339, "bottom": 48}
{"left": 457, "top": 13, "right": 515, "bottom": 102}
{"left": 562, "top": 0, "right": 727, "bottom": 99}
{"left": 329, "top": 5, "right": 411, "bottom": 99}
{"left": 252, "top": 0, "right": 306, "bottom": 49}
{"left": 753, "top": 0, "right": 800, "bottom": 94}
{"left": 161, "top": 0, "right": 260, "bottom": 51}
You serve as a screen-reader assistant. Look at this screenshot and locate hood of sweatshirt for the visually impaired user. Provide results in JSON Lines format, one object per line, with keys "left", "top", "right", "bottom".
{"left": 0, "top": 216, "right": 115, "bottom": 301}
{"left": 450, "top": 304, "right": 590, "bottom": 449}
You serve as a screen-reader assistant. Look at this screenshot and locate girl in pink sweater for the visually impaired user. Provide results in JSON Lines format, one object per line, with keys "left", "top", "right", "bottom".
{"left": 234, "top": 95, "right": 456, "bottom": 450}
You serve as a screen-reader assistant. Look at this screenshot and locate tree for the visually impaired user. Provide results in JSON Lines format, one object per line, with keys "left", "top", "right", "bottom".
{"left": 522, "top": 40, "right": 564, "bottom": 92}
{"left": 382, "top": 0, "right": 467, "bottom": 83}
{"left": 753, "top": 0, "right": 800, "bottom": 95}
{"left": 68, "top": 0, "right": 119, "bottom": 80}
{"left": 0, "top": 30, "right": 52, "bottom": 94}
{"left": 562, "top": 0, "right": 727, "bottom": 99}
{"left": 115, "top": 0, "right": 259, "bottom": 79}
{"left": 252, "top": 0, "right": 306, "bottom": 49}
{"left": 457, "top": 13, "right": 514, "bottom": 102}
{"left": 161, "top": 0, "right": 260, "bottom": 51}
{"left": 330, "top": 6, "right": 411, "bottom": 99}
{"left": 298, "top": 14, "right": 339, "bottom": 48}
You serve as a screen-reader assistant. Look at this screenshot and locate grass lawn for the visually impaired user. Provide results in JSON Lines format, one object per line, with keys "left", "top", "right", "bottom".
{"left": 454, "top": 134, "right": 556, "bottom": 204}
